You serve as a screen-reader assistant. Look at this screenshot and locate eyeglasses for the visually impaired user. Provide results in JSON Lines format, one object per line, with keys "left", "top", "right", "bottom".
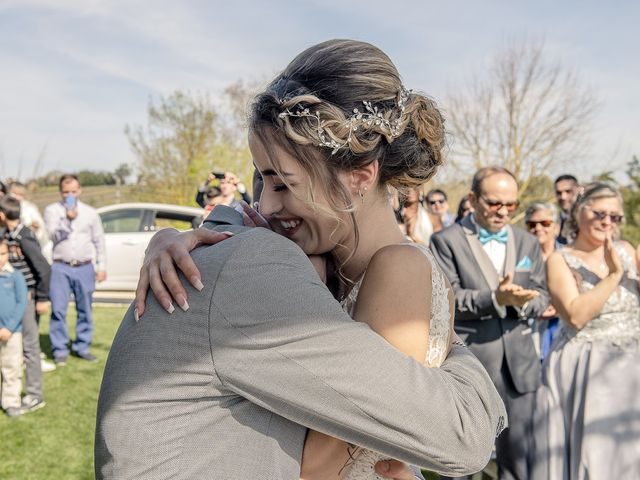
{"left": 526, "top": 220, "right": 554, "bottom": 230}
{"left": 588, "top": 208, "right": 624, "bottom": 224}
{"left": 480, "top": 196, "right": 519, "bottom": 213}
{"left": 428, "top": 198, "right": 446, "bottom": 205}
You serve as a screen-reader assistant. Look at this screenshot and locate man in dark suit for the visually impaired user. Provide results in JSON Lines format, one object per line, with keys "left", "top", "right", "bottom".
{"left": 430, "top": 166, "right": 550, "bottom": 480}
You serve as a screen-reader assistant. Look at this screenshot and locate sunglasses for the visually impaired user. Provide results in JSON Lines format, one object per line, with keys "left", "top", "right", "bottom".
{"left": 428, "top": 199, "right": 446, "bottom": 205}
{"left": 589, "top": 208, "right": 624, "bottom": 224}
{"left": 480, "top": 196, "right": 519, "bottom": 213}
{"left": 526, "top": 220, "right": 554, "bottom": 230}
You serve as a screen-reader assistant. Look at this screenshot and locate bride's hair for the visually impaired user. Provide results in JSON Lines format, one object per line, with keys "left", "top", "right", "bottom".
{"left": 249, "top": 39, "right": 445, "bottom": 210}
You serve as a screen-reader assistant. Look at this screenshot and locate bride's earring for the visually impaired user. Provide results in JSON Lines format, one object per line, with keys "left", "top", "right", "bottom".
{"left": 359, "top": 186, "right": 368, "bottom": 204}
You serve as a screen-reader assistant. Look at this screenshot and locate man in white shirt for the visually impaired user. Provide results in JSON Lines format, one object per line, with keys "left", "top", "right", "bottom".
{"left": 430, "top": 166, "right": 550, "bottom": 480}
{"left": 44, "top": 175, "right": 106, "bottom": 365}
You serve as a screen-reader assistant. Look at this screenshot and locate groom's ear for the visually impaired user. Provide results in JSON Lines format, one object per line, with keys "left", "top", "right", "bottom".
{"left": 347, "top": 159, "right": 379, "bottom": 193}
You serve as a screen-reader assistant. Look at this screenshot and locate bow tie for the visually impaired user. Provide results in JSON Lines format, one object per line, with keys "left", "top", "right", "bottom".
{"left": 478, "top": 228, "right": 508, "bottom": 245}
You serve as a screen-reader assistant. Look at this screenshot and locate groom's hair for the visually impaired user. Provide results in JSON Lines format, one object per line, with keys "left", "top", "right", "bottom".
{"left": 471, "top": 166, "right": 518, "bottom": 197}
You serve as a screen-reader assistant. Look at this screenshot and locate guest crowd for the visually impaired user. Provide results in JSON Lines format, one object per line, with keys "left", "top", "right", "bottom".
{"left": 400, "top": 169, "right": 638, "bottom": 480}
{"left": 0, "top": 170, "right": 251, "bottom": 419}
{"left": 1, "top": 166, "right": 638, "bottom": 479}
{"left": 0, "top": 174, "right": 106, "bottom": 417}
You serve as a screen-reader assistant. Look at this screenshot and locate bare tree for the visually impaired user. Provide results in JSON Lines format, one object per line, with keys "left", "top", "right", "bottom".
{"left": 446, "top": 41, "right": 598, "bottom": 194}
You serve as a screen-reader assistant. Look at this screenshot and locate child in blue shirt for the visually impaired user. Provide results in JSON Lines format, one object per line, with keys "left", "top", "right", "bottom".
{"left": 0, "top": 237, "right": 27, "bottom": 417}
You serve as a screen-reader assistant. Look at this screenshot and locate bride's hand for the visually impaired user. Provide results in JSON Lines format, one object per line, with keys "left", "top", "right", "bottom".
{"left": 374, "top": 460, "right": 421, "bottom": 479}
{"left": 134, "top": 227, "right": 234, "bottom": 319}
{"left": 134, "top": 202, "right": 269, "bottom": 318}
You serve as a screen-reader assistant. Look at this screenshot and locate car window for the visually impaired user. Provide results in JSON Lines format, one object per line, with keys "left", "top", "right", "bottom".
{"left": 100, "top": 209, "right": 145, "bottom": 233}
{"left": 152, "top": 211, "right": 202, "bottom": 231}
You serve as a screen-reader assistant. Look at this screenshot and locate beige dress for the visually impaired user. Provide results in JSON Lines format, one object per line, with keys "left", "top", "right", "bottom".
{"left": 340, "top": 243, "right": 452, "bottom": 480}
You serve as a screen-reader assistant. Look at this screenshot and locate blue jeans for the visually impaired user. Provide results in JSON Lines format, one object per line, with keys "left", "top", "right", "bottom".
{"left": 49, "top": 262, "right": 96, "bottom": 359}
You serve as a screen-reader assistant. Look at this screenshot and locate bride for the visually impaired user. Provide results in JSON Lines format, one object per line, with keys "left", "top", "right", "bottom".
{"left": 135, "top": 39, "right": 472, "bottom": 479}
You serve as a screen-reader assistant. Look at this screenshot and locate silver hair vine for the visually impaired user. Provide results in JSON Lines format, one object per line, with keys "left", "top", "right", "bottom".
{"left": 278, "top": 86, "right": 411, "bottom": 155}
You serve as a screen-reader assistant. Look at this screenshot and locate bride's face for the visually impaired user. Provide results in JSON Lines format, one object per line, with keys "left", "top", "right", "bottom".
{"left": 249, "top": 132, "right": 353, "bottom": 256}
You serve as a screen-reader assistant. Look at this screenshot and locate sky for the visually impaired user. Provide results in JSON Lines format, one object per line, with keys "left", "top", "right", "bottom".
{"left": 1, "top": 0, "right": 638, "bottom": 183}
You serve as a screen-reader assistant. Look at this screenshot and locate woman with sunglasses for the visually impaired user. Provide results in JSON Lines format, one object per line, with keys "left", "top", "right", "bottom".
{"left": 524, "top": 203, "right": 562, "bottom": 261}
{"left": 533, "top": 182, "right": 640, "bottom": 479}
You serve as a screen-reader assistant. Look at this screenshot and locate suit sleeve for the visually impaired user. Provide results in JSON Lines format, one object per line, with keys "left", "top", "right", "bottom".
{"left": 210, "top": 230, "right": 506, "bottom": 476}
{"left": 18, "top": 228, "right": 51, "bottom": 302}
{"left": 430, "top": 232, "right": 501, "bottom": 321}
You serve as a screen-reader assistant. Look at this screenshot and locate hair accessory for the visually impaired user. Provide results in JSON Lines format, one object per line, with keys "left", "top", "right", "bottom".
{"left": 278, "top": 87, "right": 411, "bottom": 155}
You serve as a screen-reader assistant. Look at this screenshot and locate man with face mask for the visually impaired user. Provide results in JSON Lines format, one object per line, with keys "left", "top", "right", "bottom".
{"left": 430, "top": 166, "right": 550, "bottom": 480}
{"left": 43, "top": 174, "right": 106, "bottom": 365}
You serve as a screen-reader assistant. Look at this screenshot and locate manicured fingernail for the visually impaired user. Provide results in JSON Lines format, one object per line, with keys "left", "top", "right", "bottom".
{"left": 178, "top": 297, "right": 189, "bottom": 312}
{"left": 192, "top": 277, "right": 204, "bottom": 291}
{"left": 220, "top": 231, "right": 234, "bottom": 237}
{"left": 134, "top": 308, "right": 140, "bottom": 323}
{"left": 165, "top": 302, "right": 175, "bottom": 314}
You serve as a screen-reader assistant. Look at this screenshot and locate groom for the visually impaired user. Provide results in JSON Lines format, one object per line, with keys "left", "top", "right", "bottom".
{"left": 430, "top": 166, "right": 549, "bottom": 480}
{"left": 95, "top": 203, "right": 507, "bottom": 479}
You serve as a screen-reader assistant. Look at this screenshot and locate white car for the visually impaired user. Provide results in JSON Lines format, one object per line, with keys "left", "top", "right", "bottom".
{"left": 96, "top": 202, "right": 204, "bottom": 291}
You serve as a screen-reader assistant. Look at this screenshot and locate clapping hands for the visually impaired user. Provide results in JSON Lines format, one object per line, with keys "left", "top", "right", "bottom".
{"left": 604, "top": 234, "right": 623, "bottom": 279}
{"left": 495, "top": 272, "right": 540, "bottom": 308}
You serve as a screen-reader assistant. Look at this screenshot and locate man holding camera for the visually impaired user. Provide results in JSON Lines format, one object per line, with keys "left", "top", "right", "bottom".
{"left": 195, "top": 171, "right": 251, "bottom": 211}
{"left": 43, "top": 174, "right": 106, "bottom": 366}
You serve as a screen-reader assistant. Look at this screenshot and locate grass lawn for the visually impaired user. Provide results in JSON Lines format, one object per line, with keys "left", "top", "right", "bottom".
{"left": 0, "top": 305, "right": 127, "bottom": 480}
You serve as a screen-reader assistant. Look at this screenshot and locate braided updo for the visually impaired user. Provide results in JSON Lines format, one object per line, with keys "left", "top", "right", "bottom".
{"left": 249, "top": 39, "right": 446, "bottom": 196}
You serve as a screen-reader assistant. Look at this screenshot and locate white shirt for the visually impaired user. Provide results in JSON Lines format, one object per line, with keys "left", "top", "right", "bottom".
{"left": 470, "top": 215, "right": 508, "bottom": 318}
{"left": 413, "top": 204, "right": 434, "bottom": 245}
{"left": 19, "top": 199, "right": 53, "bottom": 262}
{"left": 482, "top": 236, "right": 506, "bottom": 274}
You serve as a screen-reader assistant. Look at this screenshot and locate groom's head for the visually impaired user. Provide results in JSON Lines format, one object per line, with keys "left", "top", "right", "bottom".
{"left": 469, "top": 166, "right": 519, "bottom": 233}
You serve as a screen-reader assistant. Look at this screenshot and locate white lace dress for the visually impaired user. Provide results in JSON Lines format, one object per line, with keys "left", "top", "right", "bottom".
{"left": 339, "top": 243, "right": 452, "bottom": 480}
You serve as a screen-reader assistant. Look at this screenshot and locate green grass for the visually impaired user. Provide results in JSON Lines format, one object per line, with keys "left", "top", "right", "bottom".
{"left": 0, "top": 306, "right": 127, "bottom": 480}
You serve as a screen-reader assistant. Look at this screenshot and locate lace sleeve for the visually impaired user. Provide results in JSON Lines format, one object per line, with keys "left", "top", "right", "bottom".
{"left": 419, "top": 246, "right": 452, "bottom": 367}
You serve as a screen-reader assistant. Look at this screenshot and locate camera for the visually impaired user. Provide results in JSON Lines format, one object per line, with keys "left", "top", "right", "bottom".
{"left": 211, "top": 171, "right": 225, "bottom": 180}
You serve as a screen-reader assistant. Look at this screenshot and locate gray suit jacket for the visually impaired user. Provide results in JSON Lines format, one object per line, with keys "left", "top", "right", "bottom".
{"left": 430, "top": 215, "right": 549, "bottom": 394}
{"left": 95, "top": 208, "right": 506, "bottom": 479}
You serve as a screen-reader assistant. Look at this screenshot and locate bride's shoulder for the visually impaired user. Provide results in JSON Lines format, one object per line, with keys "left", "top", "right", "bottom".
{"left": 363, "top": 243, "right": 433, "bottom": 287}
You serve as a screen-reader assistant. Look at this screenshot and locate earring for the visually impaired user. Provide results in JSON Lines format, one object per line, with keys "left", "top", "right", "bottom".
{"left": 359, "top": 186, "right": 368, "bottom": 204}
